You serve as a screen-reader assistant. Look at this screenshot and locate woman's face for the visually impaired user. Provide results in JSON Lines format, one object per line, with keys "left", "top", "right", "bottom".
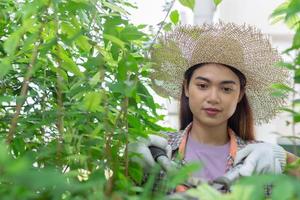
{"left": 185, "top": 63, "right": 244, "bottom": 127}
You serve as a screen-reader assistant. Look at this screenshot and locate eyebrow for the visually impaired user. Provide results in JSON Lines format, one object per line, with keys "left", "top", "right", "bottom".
{"left": 195, "top": 76, "right": 237, "bottom": 85}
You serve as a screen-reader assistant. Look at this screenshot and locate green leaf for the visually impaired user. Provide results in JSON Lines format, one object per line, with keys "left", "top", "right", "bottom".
{"left": 56, "top": 68, "right": 69, "bottom": 82}
{"left": 128, "top": 162, "right": 143, "bottom": 184}
{"left": 167, "top": 162, "right": 201, "bottom": 187}
{"left": 63, "top": 0, "right": 92, "bottom": 13}
{"left": 119, "top": 54, "right": 138, "bottom": 73}
{"left": 285, "top": 14, "right": 300, "bottom": 29}
{"left": 292, "top": 28, "right": 300, "bottom": 49}
{"left": 163, "top": 22, "right": 172, "bottom": 31}
{"left": 19, "top": 32, "right": 39, "bottom": 54}
{"left": 278, "top": 107, "right": 298, "bottom": 114}
{"left": 296, "top": 52, "right": 300, "bottom": 65}
{"left": 272, "top": 179, "right": 295, "bottom": 200}
{"left": 294, "top": 113, "right": 300, "bottom": 123}
{"left": 120, "top": 25, "right": 144, "bottom": 41}
{"left": 187, "top": 184, "right": 222, "bottom": 200}
{"left": 294, "top": 68, "right": 300, "bottom": 83}
{"left": 14, "top": 136, "right": 27, "bottom": 153}
{"left": 83, "top": 92, "right": 102, "bottom": 112}
{"left": 20, "top": 0, "right": 46, "bottom": 20}
{"left": 271, "top": 83, "right": 295, "bottom": 93}
{"left": 61, "top": 21, "right": 91, "bottom": 52}
{"left": 0, "top": 95, "right": 14, "bottom": 104}
{"left": 57, "top": 47, "right": 84, "bottom": 78}
{"left": 128, "top": 114, "right": 141, "bottom": 129}
{"left": 0, "top": 140, "right": 9, "bottom": 163}
{"left": 103, "top": 34, "right": 125, "bottom": 49}
{"left": 117, "top": 61, "right": 127, "bottom": 81}
{"left": 270, "top": 91, "right": 288, "bottom": 98}
{"left": 0, "top": 58, "right": 12, "bottom": 78}
{"left": 270, "top": 1, "right": 288, "bottom": 20}
{"left": 89, "top": 71, "right": 100, "bottom": 86}
{"left": 137, "top": 82, "right": 156, "bottom": 114}
{"left": 179, "top": 0, "right": 195, "bottom": 10}
{"left": 61, "top": 21, "right": 76, "bottom": 36}
{"left": 293, "top": 99, "right": 300, "bottom": 107}
{"left": 286, "top": 0, "right": 300, "bottom": 22}
{"left": 103, "top": 16, "right": 125, "bottom": 36}
{"left": 76, "top": 36, "right": 92, "bottom": 52}
{"left": 102, "top": 1, "right": 128, "bottom": 15}
{"left": 3, "top": 31, "right": 22, "bottom": 55}
{"left": 274, "top": 61, "right": 295, "bottom": 70}
{"left": 109, "top": 81, "right": 137, "bottom": 97}
{"left": 170, "top": 10, "right": 180, "bottom": 25}
{"left": 213, "top": 0, "right": 223, "bottom": 6}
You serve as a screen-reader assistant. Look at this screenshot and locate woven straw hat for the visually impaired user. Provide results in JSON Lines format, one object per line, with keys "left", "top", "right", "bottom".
{"left": 150, "top": 22, "right": 290, "bottom": 124}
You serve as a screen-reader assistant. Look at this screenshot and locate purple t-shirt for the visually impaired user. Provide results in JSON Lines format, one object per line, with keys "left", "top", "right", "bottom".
{"left": 184, "top": 135, "right": 230, "bottom": 181}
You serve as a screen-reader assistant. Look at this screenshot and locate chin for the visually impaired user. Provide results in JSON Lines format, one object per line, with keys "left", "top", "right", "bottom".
{"left": 197, "top": 119, "right": 224, "bottom": 127}
{"left": 196, "top": 115, "right": 228, "bottom": 127}
{"left": 203, "top": 121, "right": 224, "bottom": 127}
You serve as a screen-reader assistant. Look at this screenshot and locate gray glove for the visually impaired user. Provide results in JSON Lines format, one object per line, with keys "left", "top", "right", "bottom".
{"left": 218, "top": 143, "right": 286, "bottom": 185}
{"left": 220, "top": 142, "right": 287, "bottom": 185}
{"left": 234, "top": 142, "right": 286, "bottom": 176}
{"left": 128, "top": 134, "right": 172, "bottom": 172}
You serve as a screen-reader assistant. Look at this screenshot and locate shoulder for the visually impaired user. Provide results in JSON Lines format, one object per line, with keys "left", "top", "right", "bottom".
{"left": 235, "top": 135, "right": 264, "bottom": 151}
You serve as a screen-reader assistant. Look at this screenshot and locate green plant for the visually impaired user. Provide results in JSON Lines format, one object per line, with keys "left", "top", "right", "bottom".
{"left": 270, "top": 0, "right": 300, "bottom": 157}
{"left": 0, "top": 0, "right": 180, "bottom": 199}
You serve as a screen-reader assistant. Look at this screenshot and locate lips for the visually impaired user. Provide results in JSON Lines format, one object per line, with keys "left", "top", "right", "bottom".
{"left": 203, "top": 108, "right": 221, "bottom": 115}
{"left": 204, "top": 108, "right": 221, "bottom": 112}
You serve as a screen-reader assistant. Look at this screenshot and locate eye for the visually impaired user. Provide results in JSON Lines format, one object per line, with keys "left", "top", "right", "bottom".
{"left": 222, "top": 87, "right": 233, "bottom": 93}
{"left": 196, "top": 83, "right": 208, "bottom": 89}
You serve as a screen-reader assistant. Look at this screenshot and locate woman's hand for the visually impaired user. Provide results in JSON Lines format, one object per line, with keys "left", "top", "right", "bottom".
{"left": 128, "top": 134, "right": 172, "bottom": 172}
{"left": 219, "top": 143, "right": 286, "bottom": 186}
{"left": 233, "top": 143, "right": 287, "bottom": 176}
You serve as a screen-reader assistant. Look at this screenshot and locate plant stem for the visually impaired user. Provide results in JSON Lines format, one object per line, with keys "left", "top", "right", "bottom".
{"left": 53, "top": 1, "right": 65, "bottom": 163}
{"left": 56, "top": 56, "right": 64, "bottom": 160}
{"left": 124, "top": 97, "right": 129, "bottom": 177}
{"left": 7, "top": 25, "right": 43, "bottom": 144}
{"left": 148, "top": 0, "right": 176, "bottom": 52}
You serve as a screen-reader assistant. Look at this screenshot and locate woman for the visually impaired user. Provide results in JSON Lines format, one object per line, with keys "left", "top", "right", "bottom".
{"left": 129, "top": 22, "right": 298, "bottom": 194}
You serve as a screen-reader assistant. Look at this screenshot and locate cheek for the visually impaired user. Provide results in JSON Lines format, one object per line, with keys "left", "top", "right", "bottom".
{"left": 187, "top": 92, "right": 201, "bottom": 112}
{"left": 187, "top": 96, "right": 199, "bottom": 113}
{"left": 224, "top": 96, "right": 240, "bottom": 116}
{"left": 226, "top": 104, "right": 238, "bottom": 117}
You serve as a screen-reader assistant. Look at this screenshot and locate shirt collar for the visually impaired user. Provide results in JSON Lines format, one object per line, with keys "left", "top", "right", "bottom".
{"left": 178, "top": 122, "right": 238, "bottom": 160}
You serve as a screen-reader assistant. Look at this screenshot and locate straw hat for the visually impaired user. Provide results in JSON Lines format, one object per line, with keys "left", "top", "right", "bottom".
{"left": 150, "top": 22, "right": 290, "bottom": 124}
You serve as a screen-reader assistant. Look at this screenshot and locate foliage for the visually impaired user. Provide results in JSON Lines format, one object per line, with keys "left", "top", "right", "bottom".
{"left": 213, "top": 0, "right": 223, "bottom": 6}
{"left": 178, "top": 0, "right": 195, "bottom": 11}
{"left": 270, "top": 0, "right": 300, "bottom": 131}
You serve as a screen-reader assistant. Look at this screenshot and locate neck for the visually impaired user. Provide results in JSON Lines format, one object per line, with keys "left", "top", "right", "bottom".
{"left": 190, "top": 119, "right": 229, "bottom": 146}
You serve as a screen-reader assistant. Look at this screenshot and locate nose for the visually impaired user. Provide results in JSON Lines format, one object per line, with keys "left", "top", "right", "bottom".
{"left": 206, "top": 88, "right": 220, "bottom": 104}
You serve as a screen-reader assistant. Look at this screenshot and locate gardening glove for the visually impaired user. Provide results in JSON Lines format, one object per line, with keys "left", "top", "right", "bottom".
{"left": 233, "top": 142, "right": 287, "bottom": 177}
{"left": 128, "top": 134, "right": 172, "bottom": 172}
{"left": 215, "top": 143, "right": 287, "bottom": 188}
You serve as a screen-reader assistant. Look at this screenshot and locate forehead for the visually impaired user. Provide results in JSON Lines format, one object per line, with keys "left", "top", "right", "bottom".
{"left": 191, "top": 63, "right": 240, "bottom": 83}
